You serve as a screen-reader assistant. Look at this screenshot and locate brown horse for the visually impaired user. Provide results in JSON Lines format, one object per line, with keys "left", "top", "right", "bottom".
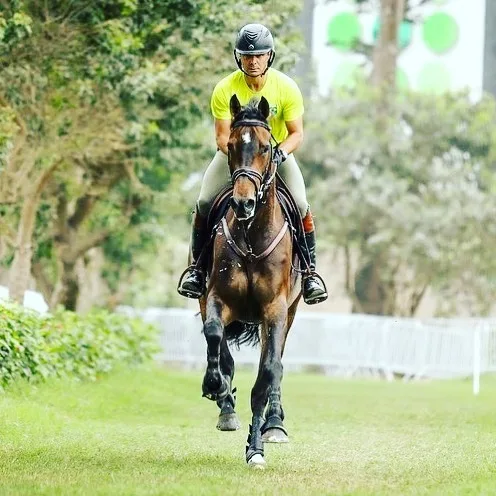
{"left": 199, "top": 95, "right": 302, "bottom": 468}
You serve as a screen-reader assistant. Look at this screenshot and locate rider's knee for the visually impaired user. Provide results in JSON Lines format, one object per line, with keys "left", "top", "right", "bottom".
{"left": 297, "top": 201, "right": 309, "bottom": 219}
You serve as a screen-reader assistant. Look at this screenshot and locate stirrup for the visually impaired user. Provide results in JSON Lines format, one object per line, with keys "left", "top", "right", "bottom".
{"left": 177, "top": 265, "right": 205, "bottom": 299}
{"left": 302, "top": 271, "right": 328, "bottom": 305}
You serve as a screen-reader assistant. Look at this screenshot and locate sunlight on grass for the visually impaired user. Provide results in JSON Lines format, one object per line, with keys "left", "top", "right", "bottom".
{"left": 0, "top": 365, "right": 495, "bottom": 495}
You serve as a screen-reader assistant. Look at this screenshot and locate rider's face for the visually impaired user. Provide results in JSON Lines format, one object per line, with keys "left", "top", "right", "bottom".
{"left": 240, "top": 53, "right": 270, "bottom": 77}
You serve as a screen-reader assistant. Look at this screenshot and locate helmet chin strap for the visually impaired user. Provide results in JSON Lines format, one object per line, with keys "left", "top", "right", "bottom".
{"left": 234, "top": 51, "right": 275, "bottom": 78}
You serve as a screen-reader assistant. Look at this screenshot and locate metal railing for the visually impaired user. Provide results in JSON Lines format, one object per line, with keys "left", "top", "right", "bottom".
{"left": 120, "top": 307, "right": 496, "bottom": 394}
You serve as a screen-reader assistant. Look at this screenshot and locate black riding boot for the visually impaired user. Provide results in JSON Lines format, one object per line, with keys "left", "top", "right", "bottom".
{"left": 301, "top": 230, "right": 328, "bottom": 305}
{"left": 177, "top": 209, "right": 209, "bottom": 299}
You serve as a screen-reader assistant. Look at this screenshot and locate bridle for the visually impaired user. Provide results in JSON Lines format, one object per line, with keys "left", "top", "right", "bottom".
{"left": 222, "top": 117, "right": 289, "bottom": 262}
{"left": 228, "top": 119, "right": 277, "bottom": 205}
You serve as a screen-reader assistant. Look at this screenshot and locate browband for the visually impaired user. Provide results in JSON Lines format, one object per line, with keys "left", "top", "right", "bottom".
{"left": 231, "top": 119, "right": 271, "bottom": 132}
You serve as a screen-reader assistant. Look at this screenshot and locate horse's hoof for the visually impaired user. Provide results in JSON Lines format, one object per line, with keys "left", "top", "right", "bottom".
{"left": 216, "top": 413, "right": 241, "bottom": 431}
{"left": 247, "top": 454, "right": 266, "bottom": 469}
{"left": 262, "top": 428, "right": 289, "bottom": 443}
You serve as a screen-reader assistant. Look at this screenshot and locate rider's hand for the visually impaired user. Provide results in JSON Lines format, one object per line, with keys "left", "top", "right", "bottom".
{"left": 272, "top": 147, "right": 288, "bottom": 167}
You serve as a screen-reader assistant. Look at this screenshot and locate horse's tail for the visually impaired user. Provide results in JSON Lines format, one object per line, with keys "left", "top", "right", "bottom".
{"left": 225, "top": 321, "right": 260, "bottom": 349}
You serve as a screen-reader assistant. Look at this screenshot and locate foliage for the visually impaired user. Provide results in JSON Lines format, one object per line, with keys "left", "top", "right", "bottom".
{"left": 0, "top": 301, "right": 159, "bottom": 387}
{"left": 302, "top": 85, "right": 496, "bottom": 316}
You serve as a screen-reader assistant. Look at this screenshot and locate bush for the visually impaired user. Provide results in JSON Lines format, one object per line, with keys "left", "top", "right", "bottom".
{"left": 0, "top": 302, "right": 159, "bottom": 388}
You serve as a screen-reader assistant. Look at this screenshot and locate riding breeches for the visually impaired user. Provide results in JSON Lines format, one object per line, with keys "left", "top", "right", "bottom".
{"left": 196, "top": 150, "right": 309, "bottom": 217}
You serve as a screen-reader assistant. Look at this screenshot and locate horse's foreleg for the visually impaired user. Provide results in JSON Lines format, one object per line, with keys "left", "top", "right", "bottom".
{"left": 262, "top": 299, "right": 298, "bottom": 443}
{"left": 260, "top": 358, "right": 288, "bottom": 443}
{"left": 202, "top": 297, "right": 230, "bottom": 402}
{"left": 216, "top": 336, "right": 241, "bottom": 431}
{"left": 246, "top": 300, "right": 288, "bottom": 467}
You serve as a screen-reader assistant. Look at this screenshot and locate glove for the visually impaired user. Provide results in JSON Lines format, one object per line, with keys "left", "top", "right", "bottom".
{"left": 272, "top": 147, "right": 288, "bottom": 167}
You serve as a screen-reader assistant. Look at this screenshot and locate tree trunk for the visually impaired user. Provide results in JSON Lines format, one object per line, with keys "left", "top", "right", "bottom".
{"left": 8, "top": 161, "right": 60, "bottom": 303}
{"left": 352, "top": 257, "right": 396, "bottom": 315}
{"left": 352, "top": 0, "right": 404, "bottom": 315}
{"left": 58, "top": 260, "right": 79, "bottom": 311}
{"left": 371, "top": 0, "right": 404, "bottom": 89}
{"left": 8, "top": 197, "right": 36, "bottom": 303}
{"left": 49, "top": 232, "right": 110, "bottom": 310}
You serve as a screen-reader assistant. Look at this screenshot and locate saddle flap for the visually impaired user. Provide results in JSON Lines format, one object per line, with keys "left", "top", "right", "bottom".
{"left": 207, "top": 186, "right": 232, "bottom": 233}
{"left": 274, "top": 174, "right": 308, "bottom": 268}
{"left": 274, "top": 173, "right": 304, "bottom": 242}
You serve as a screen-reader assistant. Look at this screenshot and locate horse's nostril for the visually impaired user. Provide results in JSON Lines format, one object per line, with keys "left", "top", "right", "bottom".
{"left": 231, "top": 197, "right": 255, "bottom": 219}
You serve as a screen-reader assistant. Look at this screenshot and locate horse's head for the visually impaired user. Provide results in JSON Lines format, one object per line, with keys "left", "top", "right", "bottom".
{"left": 228, "top": 95, "right": 273, "bottom": 220}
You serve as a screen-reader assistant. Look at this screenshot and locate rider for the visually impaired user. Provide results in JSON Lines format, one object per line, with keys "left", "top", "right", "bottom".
{"left": 177, "top": 23, "right": 327, "bottom": 305}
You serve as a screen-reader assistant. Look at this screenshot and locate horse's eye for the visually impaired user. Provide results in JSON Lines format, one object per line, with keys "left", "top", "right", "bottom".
{"left": 261, "top": 145, "right": 270, "bottom": 154}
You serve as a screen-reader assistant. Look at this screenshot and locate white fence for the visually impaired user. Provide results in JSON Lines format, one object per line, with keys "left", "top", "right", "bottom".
{"left": 122, "top": 307, "right": 496, "bottom": 394}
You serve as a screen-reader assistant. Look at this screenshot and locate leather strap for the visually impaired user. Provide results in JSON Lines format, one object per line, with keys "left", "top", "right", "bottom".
{"left": 221, "top": 217, "right": 288, "bottom": 262}
{"left": 231, "top": 119, "right": 271, "bottom": 132}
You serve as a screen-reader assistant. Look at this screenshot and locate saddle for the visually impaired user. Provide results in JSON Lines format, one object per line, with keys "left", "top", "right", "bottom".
{"left": 202, "top": 174, "right": 311, "bottom": 272}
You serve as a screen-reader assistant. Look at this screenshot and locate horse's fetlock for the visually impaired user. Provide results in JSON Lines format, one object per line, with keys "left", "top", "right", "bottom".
{"left": 205, "top": 368, "right": 221, "bottom": 387}
{"left": 265, "top": 402, "right": 283, "bottom": 420}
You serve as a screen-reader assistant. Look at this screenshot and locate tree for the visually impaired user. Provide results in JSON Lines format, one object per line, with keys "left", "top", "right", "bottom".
{"left": 0, "top": 0, "right": 303, "bottom": 310}
{"left": 302, "top": 87, "right": 496, "bottom": 316}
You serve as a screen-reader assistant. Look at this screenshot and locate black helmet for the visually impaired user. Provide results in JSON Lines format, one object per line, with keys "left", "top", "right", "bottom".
{"left": 235, "top": 23, "right": 274, "bottom": 55}
{"left": 234, "top": 24, "right": 275, "bottom": 75}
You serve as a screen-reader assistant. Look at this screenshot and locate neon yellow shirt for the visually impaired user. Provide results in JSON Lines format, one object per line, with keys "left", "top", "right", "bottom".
{"left": 210, "top": 68, "right": 304, "bottom": 143}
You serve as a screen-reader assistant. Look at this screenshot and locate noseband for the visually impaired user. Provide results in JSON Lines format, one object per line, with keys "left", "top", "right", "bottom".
{"left": 229, "top": 119, "right": 275, "bottom": 203}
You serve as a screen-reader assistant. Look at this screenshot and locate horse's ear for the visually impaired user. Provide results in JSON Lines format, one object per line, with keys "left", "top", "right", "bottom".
{"left": 230, "top": 94, "right": 242, "bottom": 118}
{"left": 258, "top": 96, "right": 270, "bottom": 120}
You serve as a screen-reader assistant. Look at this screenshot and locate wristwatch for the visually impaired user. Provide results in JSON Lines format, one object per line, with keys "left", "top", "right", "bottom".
{"left": 280, "top": 148, "right": 288, "bottom": 161}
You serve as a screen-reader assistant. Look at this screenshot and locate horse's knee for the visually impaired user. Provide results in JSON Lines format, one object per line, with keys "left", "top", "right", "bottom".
{"left": 203, "top": 318, "right": 223, "bottom": 344}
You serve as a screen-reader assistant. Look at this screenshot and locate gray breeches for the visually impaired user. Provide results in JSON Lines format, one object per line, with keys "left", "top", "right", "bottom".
{"left": 196, "top": 151, "right": 309, "bottom": 217}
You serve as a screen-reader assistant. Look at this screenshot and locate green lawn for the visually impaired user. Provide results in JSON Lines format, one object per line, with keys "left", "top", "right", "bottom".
{"left": 0, "top": 364, "right": 495, "bottom": 495}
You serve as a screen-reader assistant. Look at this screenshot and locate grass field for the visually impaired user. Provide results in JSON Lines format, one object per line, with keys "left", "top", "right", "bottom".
{"left": 0, "top": 364, "right": 495, "bottom": 495}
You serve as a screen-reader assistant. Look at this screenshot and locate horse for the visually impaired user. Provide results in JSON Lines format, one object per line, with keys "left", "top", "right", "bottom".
{"left": 198, "top": 94, "right": 302, "bottom": 469}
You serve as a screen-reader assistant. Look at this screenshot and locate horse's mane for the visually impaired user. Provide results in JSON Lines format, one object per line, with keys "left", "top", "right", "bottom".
{"left": 232, "top": 97, "right": 268, "bottom": 126}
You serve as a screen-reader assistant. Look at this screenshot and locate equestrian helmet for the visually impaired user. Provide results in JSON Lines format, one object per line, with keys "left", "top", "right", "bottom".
{"left": 235, "top": 23, "right": 275, "bottom": 55}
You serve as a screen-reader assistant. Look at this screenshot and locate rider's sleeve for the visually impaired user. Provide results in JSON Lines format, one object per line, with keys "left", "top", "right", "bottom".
{"left": 282, "top": 79, "right": 304, "bottom": 122}
{"left": 211, "top": 82, "right": 231, "bottom": 120}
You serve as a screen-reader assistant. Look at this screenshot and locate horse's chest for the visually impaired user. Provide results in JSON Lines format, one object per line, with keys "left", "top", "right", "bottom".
{"left": 214, "top": 260, "right": 276, "bottom": 300}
